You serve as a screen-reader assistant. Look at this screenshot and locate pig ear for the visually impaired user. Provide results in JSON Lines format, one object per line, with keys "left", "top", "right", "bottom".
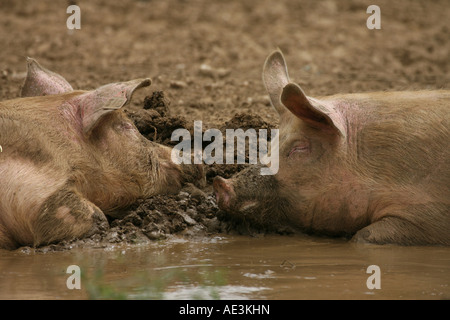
{"left": 21, "top": 58, "right": 73, "bottom": 97}
{"left": 262, "top": 49, "right": 290, "bottom": 115}
{"left": 76, "top": 78, "right": 151, "bottom": 135}
{"left": 281, "top": 83, "right": 346, "bottom": 137}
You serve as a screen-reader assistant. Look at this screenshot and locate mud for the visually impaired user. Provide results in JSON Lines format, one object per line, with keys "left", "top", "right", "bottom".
{"left": 125, "top": 91, "right": 192, "bottom": 146}
{"left": 28, "top": 185, "right": 220, "bottom": 253}
{"left": 28, "top": 183, "right": 284, "bottom": 253}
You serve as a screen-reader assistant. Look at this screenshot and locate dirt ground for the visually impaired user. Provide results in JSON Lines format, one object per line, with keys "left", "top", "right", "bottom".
{"left": 0, "top": 0, "right": 449, "bottom": 251}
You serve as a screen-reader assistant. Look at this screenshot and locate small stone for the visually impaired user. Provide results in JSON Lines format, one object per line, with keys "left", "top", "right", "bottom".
{"left": 199, "top": 64, "right": 230, "bottom": 79}
{"left": 170, "top": 80, "right": 187, "bottom": 89}
{"left": 177, "top": 211, "right": 197, "bottom": 226}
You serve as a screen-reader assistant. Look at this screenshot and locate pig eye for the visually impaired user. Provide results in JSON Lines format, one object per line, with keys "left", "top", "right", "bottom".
{"left": 117, "top": 121, "right": 136, "bottom": 132}
{"left": 122, "top": 122, "right": 134, "bottom": 130}
{"left": 288, "top": 141, "right": 310, "bottom": 158}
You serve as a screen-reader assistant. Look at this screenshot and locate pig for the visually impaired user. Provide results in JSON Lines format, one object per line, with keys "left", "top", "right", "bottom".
{"left": 0, "top": 58, "right": 203, "bottom": 250}
{"left": 214, "top": 50, "right": 450, "bottom": 245}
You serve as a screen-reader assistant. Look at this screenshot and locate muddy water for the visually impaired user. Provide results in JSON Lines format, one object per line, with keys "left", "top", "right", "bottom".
{"left": 0, "top": 234, "right": 449, "bottom": 300}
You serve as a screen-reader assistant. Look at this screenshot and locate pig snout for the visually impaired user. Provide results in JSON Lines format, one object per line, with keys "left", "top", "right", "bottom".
{"left": 213, "top": 172, "right": 282, "bottom": 230}
{"left": 181, "top": 163, "right": 206, "bottom": 188}
{"left": 213, "top": 176, "right": 236, "bottom": 211}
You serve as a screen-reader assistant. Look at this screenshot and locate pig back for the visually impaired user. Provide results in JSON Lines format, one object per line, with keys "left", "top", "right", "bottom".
{"left": 0, "top": 96, "right": 81, "bottom": 246}
{"left": 0, "top": 93, "right": 86, "bottom": 166}
{"left": 351, "top": 90, "right": 449, "bottom": 201}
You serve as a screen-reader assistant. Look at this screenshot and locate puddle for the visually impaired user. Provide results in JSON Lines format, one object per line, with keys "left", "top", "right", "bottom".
{"left": 0, "top": 234, "right": 449, "bottom": 299}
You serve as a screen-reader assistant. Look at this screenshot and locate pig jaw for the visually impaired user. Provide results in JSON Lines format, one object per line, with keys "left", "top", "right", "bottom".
{"left": 213, "top": 175, "right": 267, "bottom": 227}
{"left": 79, "top": 143, "right": 203, "bottom": 215}
{"left": 153, "top": 144, "right": 205, "bottom": 194}
{"left": 213, "top": 152, "right": 372, "bottom": 236}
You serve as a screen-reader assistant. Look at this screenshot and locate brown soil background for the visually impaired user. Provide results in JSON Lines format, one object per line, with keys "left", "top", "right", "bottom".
{"left": 0, "top": 0, "right": 449, "bottom": 249}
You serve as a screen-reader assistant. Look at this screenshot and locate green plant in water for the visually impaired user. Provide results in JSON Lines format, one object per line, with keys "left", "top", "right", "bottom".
{"left": 83, "top": 265, "right": 228, "bottom": 300}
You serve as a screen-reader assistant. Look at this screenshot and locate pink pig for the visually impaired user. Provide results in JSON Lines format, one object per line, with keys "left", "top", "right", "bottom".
{"left": 0, "top": 59, "right": 202, "bottom": 249}
{"left": 214, "top": 50, "right": 450, "bottom": 245}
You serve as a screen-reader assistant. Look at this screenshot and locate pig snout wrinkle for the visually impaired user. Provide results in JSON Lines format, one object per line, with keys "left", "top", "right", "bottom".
{"left": 213, "top": 176, "right": 234, "bottom": 210}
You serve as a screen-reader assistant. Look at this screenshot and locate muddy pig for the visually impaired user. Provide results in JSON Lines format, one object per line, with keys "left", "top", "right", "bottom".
{"left": 214, "top": 50, "right": 449, "bottom": 245}
{"left": 0, "top": 59, "right": 203, "bottom": 249}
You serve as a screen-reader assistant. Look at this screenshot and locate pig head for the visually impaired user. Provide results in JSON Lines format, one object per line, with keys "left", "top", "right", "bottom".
{"left": 0, "top": 58, "right": 202, "bottom": 249}
{"left": 214, "top": 50, "right": 450, "bottom": 245}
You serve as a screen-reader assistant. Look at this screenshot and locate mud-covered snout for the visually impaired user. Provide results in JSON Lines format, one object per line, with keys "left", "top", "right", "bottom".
{"left": 213, "top": 176, "right": 236, "bottom": 211}
{"left": 213, "top": 166, "right": 273, "bottom": 215}
{"left": 180, "top": 162, "right": 205, "bottom": 187}
{"left": 213, "top": 172, "right": 277, "bottom": 230}
{"left": 152, "top": 144, "right": 205, "bottom": 193}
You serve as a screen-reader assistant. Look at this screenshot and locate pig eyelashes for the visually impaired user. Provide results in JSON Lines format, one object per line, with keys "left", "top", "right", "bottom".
{"left": 119, "top": 121, "right": 135, "bottom": 131}
{"left": 113, "top": 121, "right": 139, "bottom": 135}
{"left": 288, "top": 142, "right": 310, "bottom": 158}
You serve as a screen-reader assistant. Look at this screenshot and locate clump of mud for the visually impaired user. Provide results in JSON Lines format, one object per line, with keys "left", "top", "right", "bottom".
{"left": 126, "top": 92, "right": 276, "bottom": 184}
{"left": 107, "top": 184, "right": 223, "bottom": 242}
{"left": 125, "top": 91, "right": 192, "bottom": 145}
{"left": 206, "top": 112, "right": 276, "bottom": 184}
{"left": 220, "top": 112, "right": 275, "bottom": 133}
